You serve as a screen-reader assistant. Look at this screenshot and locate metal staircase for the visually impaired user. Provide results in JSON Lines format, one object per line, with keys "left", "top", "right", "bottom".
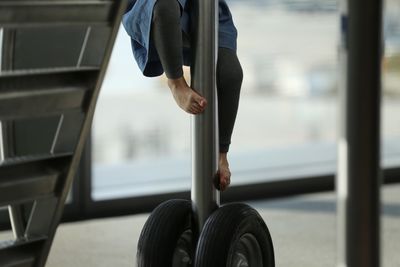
{"left": 0, "top": 1, "right": 127, "bottom": 266}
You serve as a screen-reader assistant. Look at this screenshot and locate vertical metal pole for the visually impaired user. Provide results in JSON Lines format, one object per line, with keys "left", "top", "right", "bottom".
{"left": 337, "top": 0, "right": 383, "bottom": 266}
{"left": 190, "top": 0, "right": 219, "bottom": 236}
{"left": 0, "top": 121, "right": 4, "bottom": 161}
{"left": 0, "top": 27, "right": 3, "bottom": 71}
{"left": 0, "top": 29, "right": 3, "bottom": 162}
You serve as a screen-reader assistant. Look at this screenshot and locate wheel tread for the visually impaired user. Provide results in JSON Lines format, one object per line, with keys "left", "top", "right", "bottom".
{"left": 194, "top": 203, "right": 274, "bottom": 267}
{"left": 137, "top": 199, "right": 192, "bottom": 267}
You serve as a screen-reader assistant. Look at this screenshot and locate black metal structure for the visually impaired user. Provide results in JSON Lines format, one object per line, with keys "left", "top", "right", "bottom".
{"left": 0, "top": 1, "right": 127, "bottom": 266}
{"left": 337, "top": 0, "right": 383, "bottom": 266}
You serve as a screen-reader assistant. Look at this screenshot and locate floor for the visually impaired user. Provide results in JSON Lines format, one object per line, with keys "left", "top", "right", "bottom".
{"left": 2, "top": 185, "right": 400, "bottom": 266}
{"left": 43, "top": 185, "right": 400, "bottom": 267}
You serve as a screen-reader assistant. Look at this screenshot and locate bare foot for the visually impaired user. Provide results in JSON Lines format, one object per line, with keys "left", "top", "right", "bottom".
{"left": 167, "top": 77, "right": 207, "bottom": 114}
{"left": 217, "top": 152, "right": 231, "bottom": 191}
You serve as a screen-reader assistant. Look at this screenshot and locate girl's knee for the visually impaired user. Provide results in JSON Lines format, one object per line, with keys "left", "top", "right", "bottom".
{"left": 218, "top": 48, "right": 243, "bottom": 89}
{"left": 226, "top": 60, "right": 243, "bottom": 89}
{"left": 232, "top": 62, "right": 244, "bottom": 86}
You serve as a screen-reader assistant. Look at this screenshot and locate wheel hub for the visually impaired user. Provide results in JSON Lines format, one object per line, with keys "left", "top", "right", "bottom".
{"left": 232, "top": 233, "right": 263, "bottom": 267}
{"left": 172, "top": 230, "right": 193, "bottom": 267}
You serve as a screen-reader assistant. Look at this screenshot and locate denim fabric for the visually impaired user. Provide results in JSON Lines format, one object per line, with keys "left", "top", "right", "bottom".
{"left": 122, "top": 0, "right": 238, "bottom": 77}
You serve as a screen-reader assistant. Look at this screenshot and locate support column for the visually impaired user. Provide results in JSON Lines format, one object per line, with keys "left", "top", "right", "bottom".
{"left": 337, "top": 0, "right": 383, "bottom": 266}
{"left": 190, "top": 0, "right": 219, "bottom": 236}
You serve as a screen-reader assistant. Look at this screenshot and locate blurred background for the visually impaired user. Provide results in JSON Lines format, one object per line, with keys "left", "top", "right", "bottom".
{"left": 1, "top": 0, "right": 400, "bottom": 266}
{"left": 92, "top": 0, "right": 400, "bottom": 200}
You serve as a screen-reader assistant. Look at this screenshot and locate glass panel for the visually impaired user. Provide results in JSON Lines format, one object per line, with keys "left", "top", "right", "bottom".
{"left": 92, "top": 26, "right": 192, "bottom": 200}
{"left": 0, "top": 206, "right": 13, "bottom": 241}
{"left": 2, "top": 116, "right": 61, "bottom": 158}
{"left": 0, "top": 203, "right": 34, "bottom": 240}
{"left": 382, "top": 184, "right": 400, "bottom": 267}
{"left": 92, "top": 0, "right": 400, "bottom": 200}
{"left": 228, "top": 0, "right": 339, "bottom": 185}
{"left": 382, "top": 1, "right": 400, "bottom": 167}
{"left": 0, "top": 113, "right": 83, "bottom": 164}
{"left": 0, "top": 25, "right": 109, "bottom": 74}
{"left": 12, "top": 27, "right": 86, "bottom": 70}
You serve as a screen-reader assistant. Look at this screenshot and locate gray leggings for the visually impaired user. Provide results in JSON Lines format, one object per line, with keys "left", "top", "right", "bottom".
{"left": 152, "top": 0, "right": 243, "bottom": 153}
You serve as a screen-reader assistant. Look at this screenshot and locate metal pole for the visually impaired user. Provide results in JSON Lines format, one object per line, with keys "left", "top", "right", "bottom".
{"left": 190, "top": 0, "right": 219, "bottom": 236}
{"left": 8, "top": 205, "right": 26, "bottom": 240}
{"left": 337, "top": 0, "right": 383, "bottom": 266}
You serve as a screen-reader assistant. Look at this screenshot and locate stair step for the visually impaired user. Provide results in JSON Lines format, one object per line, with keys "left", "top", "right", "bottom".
{"left": 0, "top": 0, "right": 115, "bottom": 27}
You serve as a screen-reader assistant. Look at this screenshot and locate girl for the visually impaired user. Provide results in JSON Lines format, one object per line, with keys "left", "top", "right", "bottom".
{"left": 122, "top": 0, "right": 243, "bottom": 191}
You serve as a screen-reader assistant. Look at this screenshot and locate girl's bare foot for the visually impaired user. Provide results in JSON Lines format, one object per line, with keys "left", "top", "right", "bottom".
{"left": 168, "top": 77, "right": 207, "bottom": 114}
{"left": 218, "top": 152, "right": 231, "bottom": 191}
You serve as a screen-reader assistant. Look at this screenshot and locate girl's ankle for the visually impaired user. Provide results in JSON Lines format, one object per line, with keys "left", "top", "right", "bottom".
{"left": 219, "top": 152, "right": 228, "bottom": 165}
{"left": 168, "top": 76, "right": 186, "bottom": 89}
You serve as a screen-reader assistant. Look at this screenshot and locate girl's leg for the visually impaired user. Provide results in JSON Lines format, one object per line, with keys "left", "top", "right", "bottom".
{"left": 151, "top": 0, "right": 207, "bottom": 114}
{"left": 152, "top": 1, "right": 243, "bottom": 190}
{"left": 216, "top": 47, "right": 243, "bottom": 191}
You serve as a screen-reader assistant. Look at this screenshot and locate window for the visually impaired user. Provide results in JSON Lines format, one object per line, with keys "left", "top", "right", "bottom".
{"left": 92, "top": 0, "right": 400, "bottom": 201}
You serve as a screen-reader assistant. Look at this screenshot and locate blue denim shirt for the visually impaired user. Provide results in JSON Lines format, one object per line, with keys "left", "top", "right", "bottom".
{"left": 122, "top": 0, "right": 238, "bottom": 77}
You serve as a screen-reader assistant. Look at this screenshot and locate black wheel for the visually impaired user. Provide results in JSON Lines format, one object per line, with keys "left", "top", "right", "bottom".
{"left": 137, "top": 199, "right": 194, "bottom": 267}
{"left": 194, "top": 203, "right": 275, "bottom": 267}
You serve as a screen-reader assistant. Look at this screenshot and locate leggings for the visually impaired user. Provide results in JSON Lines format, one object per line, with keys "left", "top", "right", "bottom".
{"left": 152, "top": 0, "right": 243, "bottom": 153}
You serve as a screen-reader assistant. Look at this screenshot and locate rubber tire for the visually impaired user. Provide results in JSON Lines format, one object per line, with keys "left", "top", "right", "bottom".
{"left": 137, "top": 199, "right": 193, "bottom": 267}
{"left": 194, "top": 203, "right": 275, "bottom": 267}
